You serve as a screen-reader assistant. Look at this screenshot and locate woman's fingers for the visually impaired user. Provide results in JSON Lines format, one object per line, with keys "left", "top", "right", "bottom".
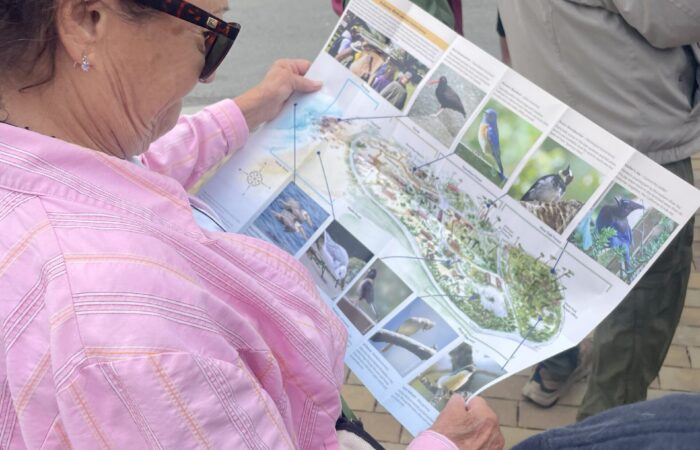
{"left": 234, "top": 59, "right": 322, "bottom": 129}
{"left": 277, "top": 59, "right": 322, "bottom": 93}
{"left": 284, "top": 59, "right": 313, "bottom": 76}
{"left": 292, "top": 74, "right": 323, "bottom": 93}
{"left": 429, "top": 395, "right": 504, "bottom": 450}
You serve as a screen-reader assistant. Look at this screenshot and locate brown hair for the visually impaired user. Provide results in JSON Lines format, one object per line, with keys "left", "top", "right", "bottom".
{"left": 0, "top": 0, "right": 151, "bottom": 90}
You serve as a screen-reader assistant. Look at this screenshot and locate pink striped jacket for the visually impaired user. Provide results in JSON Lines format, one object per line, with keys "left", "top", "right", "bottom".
{"left": 0, "top": 100, "right": 454, "bottom": 449}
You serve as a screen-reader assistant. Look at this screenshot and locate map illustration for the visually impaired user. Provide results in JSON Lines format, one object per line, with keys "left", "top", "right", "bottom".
{"left": 262, "top": 104, "right": 568, "bottom": 344}
{"left": 343, "top": 122, "right": 566, "bottom": 343}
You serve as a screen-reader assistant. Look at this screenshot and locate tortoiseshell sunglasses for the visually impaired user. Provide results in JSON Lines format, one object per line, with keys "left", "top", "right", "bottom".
{"left": 134, "top": 0, "right": 241, "bottom": 79}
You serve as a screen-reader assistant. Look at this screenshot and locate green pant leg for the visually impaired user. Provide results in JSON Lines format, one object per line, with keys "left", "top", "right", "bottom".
{"left": 578, "top": 158, "right": 695, "bottom": 420}
{"left": 577, "top": 261, "right": 692, "bottom": 419}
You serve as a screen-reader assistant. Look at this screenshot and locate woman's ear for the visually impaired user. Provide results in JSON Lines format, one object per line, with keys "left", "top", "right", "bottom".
{"left": 54, "top": 0, "right": 110, "bottom": 66}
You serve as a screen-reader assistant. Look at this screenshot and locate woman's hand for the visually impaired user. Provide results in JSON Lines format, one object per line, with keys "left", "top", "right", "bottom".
{"left": 235, "top": 59, "right": 322, "bottom": 130}
{"left": 430, "top": 395, "right": 504, "bottom": 450}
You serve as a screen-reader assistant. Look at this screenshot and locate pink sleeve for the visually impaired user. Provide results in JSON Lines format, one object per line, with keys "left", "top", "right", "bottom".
{"left": 407, "top": 430, "right": 459, "bottom": 450}
{"left": 140, "top": 99, "right": 249, "bottom": 190}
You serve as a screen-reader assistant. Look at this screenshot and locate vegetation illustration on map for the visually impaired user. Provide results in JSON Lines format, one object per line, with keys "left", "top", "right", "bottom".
{"left": 308, "top": 118, "right": 569, "bottom": 343}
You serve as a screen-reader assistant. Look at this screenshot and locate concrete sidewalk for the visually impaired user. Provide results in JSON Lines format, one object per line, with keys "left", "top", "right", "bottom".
{"left": 342, "top": 155, "right": 700, "bottom": 449}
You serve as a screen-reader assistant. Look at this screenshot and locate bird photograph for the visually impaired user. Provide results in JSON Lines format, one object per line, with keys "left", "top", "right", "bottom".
{"left": 380, "top": 316, "right": 436, "bottom": 352}
{"left": 569, "top": 183, "right": 677, "bottom": 283}
{"left": 300, "top": 221, "right": 373, "bottom": 299}
{"left": 457, "top": 99, "right": 543, "bottom": 188}
{"left": 595, "top": 196, "right": 644, "bottom": 271}
{"left": 408, "top": 64, "right": 484, "bottom": 148}
{"left": 431, "top": 76, "right": 467, "bottom": 118}
{"left": 273, "top": 209, "right": 307, "bottom": 240}
{"left": 409, "top": 342, "right": 506, "bottom": 409}
{"left": 370, "top": 297, "right": 459, "bottom": 375}
{"left": 320, "top": 231, "right": 349, "bottom": 286}
{"left": 337, "top": 260, "right": 413, "bottom": 333}
{"left": 247, "top": 182, "right": 329, "bottom": 256}
{"left": 509, "top": 139, "right": 603, "bottom": 233}
{"left": 357, "top": 269, "right": 378, "bottom": 319}
{"left": 281, "top": 198, "right": 313, "bottom": 227}
{"left": 478, "top": 109, "right": 507, "bottom": 183}
{"left": 520, "top": 165, "right": 574, "bottom": 202}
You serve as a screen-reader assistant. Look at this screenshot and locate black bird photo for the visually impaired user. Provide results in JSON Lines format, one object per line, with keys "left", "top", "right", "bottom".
{"left": 407, "top": 64, "right": 485, "bottom": 148}
{"left": 521, "top": 165, "right": 574, "bottom": 202}
{"left": 429, "top": 76, "right": 466, "bottom": 118}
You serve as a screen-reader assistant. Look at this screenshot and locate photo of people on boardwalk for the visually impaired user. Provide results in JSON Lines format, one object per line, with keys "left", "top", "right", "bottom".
{"left": 325, "top": 10, "right": 428, "bottom": 110}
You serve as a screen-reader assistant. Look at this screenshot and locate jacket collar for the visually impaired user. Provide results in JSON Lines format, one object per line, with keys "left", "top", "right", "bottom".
{"left": 0, "top": 123, "right": 204, "bottom": 238}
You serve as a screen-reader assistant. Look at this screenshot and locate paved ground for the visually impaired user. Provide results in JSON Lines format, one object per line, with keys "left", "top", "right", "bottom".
{"left": 185, "top": 2, "right": 699, "bottom": 448}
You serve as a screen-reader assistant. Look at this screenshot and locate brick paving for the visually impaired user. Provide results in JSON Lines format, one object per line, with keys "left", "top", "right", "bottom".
{"left": 342, "top": 155, "right": 700, "bottom": 449}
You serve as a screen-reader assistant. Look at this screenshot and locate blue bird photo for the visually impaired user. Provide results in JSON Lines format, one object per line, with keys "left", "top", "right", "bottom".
{"left": 575, "top": 211, "right": 594, "bottom": 251}
{"left": 596, "top": 196, "right": 644, "bottom": 270}
{"left": 478, "top": 109, "right": 507, "bottom": 182}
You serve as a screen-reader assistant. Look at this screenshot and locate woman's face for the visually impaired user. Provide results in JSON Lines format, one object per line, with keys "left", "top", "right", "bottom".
{"left": 94, "top": 0, "right": 230, "bottom": 144}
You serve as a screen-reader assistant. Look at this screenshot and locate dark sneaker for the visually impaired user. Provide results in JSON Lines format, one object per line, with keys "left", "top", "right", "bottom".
{"left": 522, "top": 339, "right": 593, "bottom": 408}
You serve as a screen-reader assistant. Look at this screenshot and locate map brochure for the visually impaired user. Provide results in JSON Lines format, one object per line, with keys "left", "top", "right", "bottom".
{"left": 197, "top": 0, "right": 700, "bottom": 435}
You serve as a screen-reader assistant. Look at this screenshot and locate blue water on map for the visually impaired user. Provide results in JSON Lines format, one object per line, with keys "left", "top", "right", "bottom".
{"left": 272, "top": 92, "right": 343, "bottom": 132}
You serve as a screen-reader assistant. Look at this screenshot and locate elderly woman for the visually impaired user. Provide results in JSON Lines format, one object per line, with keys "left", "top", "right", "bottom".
{"left": 0, "top": 0, "right": 504, "bottom": 448}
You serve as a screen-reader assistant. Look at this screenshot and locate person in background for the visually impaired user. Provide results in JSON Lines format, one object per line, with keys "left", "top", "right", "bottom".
{"left": 497, "top": 0, "right": 700, "bottom": 420}
{"left": 371, "top": 62, "right": 398, "bottom": 93}
{"left": 329, "top": 24, "right": 359, "bottom": 57}
{"left": 350, "top": 42, "right": 376, "bottom": 81}
{"left": 380, "top": 71, "right": 413, "bottom": 110}
{"left": 513, "top": 393, "right": 700, "bottom": 449}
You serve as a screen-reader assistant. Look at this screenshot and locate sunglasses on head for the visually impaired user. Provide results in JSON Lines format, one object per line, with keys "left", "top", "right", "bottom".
{"left": 134, "top": 0, "right": 241, "bottom": 80}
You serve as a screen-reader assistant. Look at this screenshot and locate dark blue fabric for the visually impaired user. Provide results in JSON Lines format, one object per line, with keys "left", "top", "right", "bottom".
{"left": 513, "top": 394, "right": 700, "bottom": 450}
